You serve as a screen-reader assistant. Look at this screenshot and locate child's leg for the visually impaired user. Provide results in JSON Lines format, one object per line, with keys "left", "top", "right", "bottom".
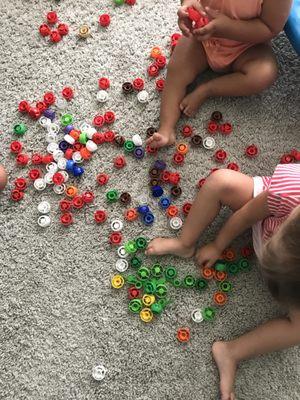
{"left": 181, "top": 43, "right": 278, "bottom": 117}
{"left": 146, "top": 170, "right": 253, "bottom": 256}
{"left": 213, "top": 308, "right": 300, "bottom": 400}
{"left": 0, "top": 165, "right": 7, "bottom": 191}
{"left": 146, "top": 36, "right": 208, "bottom": 149}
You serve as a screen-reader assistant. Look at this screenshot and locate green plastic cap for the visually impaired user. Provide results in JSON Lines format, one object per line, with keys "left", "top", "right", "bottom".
{"left": 13, "top": 123, "right": 27, "bottom": 135}
{"left": 130, "top": 256, "right": 142, "bottom": 269}
{"left": 124, "top": 140, "right": 135, "bottom": 152}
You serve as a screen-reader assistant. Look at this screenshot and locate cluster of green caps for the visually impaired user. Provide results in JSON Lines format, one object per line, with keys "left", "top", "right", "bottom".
{"left": 116, "top": 238, "right": 252, "bottom": 323}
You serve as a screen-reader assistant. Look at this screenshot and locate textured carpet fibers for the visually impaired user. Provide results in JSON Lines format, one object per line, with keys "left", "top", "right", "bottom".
{"left": 0, "top": 1, "right": 300, "bottom": 399}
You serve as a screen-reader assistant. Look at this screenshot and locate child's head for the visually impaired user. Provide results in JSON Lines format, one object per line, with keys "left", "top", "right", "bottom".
{"left": 261, "top": 205, "right": 300, "bottom": 308}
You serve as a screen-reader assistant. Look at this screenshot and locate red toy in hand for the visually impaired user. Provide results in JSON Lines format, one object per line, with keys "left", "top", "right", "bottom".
{"left": 187, "top": 7, "right": 209, "bottom": 29}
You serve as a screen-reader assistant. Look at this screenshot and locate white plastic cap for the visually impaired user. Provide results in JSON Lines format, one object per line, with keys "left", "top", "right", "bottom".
{"left": 203, "top": 137, "right": 216, "bottom": 150}
{"left": 57, "top": 158, "right": 67, "bottom": 170}
{"left": 137, "top": 90, "right": 149, "bottom": 103}
{"left": 38, "top": 215, "right": 51, "bottom": 227}
{"left": 34, "top": 178, "right": 47, "bottom": 191}
{"left": 111, "top": 219, "right": 123, "bottom": 232}
{"left": 92, "top": 365, "right": 107, "bottom": 381}
{"left": 47, "top": 142, "right": 59, "bottom": 154}
{"left": 169, "top": 216, "right": 183, "bottom": 230}
{"left": 64, "top": 134, "right": 75, "bottom": 145}
{"left": 56, "top": 98, "right": 68, "bottom": 110}
{"left": 47, "top": 123, "right": 60, "bottom": 135}
{"left": 117, "top": 246, "right": 128, "bottom": 258}
{"left": 97, "top": 90, "right": 109, "bottom": 103}
{"left": 116, "top": 259, "right": 129, "bottom": 272}
{"left": 53, "top": 184, "right": 66, "bottom": 195}
{"left": 39, "top": 116, "right": 52, "bottom": 128}
{"left": 37, "top": 201, "right": 51, "bottom": 214}
{"left": 53, "top": 149, "right": 64, "bottom": 161}
{"left": 191, "top": 309, "right": 204, "bottom": 323}
{"left": 86, "top": 140, "right": 98, "bottom": 152}
{"left": 46, "top": 162, "right": 58, "bottom": 173}
{"left": 72, "top": 151, "right": 83, "bottom": 163}
{"left": 132, "top": 134, "right": 143, "bottom": 147}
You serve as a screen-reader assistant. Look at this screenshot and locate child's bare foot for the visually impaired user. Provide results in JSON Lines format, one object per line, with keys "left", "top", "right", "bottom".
{"left": 146, "top": 129, "right": 176, "bottom": 149}
{"left": 145, "top": 238, "right": 195, "bottom": 258}
{"left": 180, "top": 86, "right": 208, "bottom": 117}
{"left": 212, "top": 341, "right": 238, "bottom": 400}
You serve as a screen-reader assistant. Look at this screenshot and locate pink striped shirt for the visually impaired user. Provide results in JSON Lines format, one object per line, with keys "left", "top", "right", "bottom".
{"left": 261, "top": 164, "right": 300, "bottom": 241}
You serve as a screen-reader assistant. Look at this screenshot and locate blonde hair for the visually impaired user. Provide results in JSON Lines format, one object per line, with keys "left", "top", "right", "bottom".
{"left": 260, "top": 206, "right": 300, "bottom": 308}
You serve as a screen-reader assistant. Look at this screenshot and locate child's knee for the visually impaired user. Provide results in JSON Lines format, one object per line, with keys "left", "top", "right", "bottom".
{"left": 206, "top": 169, "right": 236, "bottom": 194}
{"left": 257, "top": 58, "right": 278, "bottom": 88}
{"left": 0, "top": 165, "right": 8, "bottom": 191}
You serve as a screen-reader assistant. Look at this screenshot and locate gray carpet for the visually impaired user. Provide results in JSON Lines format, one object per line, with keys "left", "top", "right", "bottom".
{"left": 0, "top": 1, "right": 300, "bottom": 399}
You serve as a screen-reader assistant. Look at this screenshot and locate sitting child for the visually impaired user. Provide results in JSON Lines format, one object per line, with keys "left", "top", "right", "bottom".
{"left": 0, "top": 165, "right": 7, "bottom": 191}
{"left": 146, "top": 164, "right": 300, "bottom": 400}
{"left": 147, "top": 0, "right": 292, "bottom": 149}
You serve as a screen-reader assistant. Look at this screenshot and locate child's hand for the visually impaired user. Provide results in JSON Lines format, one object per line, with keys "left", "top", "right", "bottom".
{"left": 193, "top": 6, "right": 231, "bottom": 41}
{"left": 178, "top": 1, "right": 205, "bottom": 37}
{"left": 196, "top": 242, "right": 222, "bottom": 268}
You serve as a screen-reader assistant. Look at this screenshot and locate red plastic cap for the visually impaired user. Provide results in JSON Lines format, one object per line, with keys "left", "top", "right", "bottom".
{"left": 60, "top": 199, "right": 73, "bottom": 212}
{"left": 94, "top": 210, "right": 107, "bottom": 223}
{"left": 10, "top": 141, "right": 23, "bottom": 154}
{"left": 93, "top": 115, "right": 105, "bottom": 127}
{"left": 227, "top": 162, "right": 239, "bottom": 171}
{"left": 28, "top": 169, "right": 41, "bottom": 180}
{"left": 147, "top": 63, "right": 160, "bottom": 77}
{"left": 114, "top": 155, "right": 126, "bottom": 169}
{"left": 96, "top": 173, "right": 109, "bottom": 186}
{"left": 14, "top": 177, "right": 27, "bottom": 190}
{"left": 39, "top": 24, "right": 51, "bottom": 37}
{"left": 109, "top": 232, "right": 122, "bottom": 245}
{"left": 155, "top": 78, "right": 165, "bottom": 92}
{"left": 50, "top": 30, "right": 62, "bottom": 43}
{"left": 92, "top": 132, "right": 105, "bottom": 144}
{"left": 214, "top": 149, "right": 227, "bottom": 163}
{"left": 133, "top": 78, "right": 144, "bottom": 91}
{"left": 219, "top": 122, "right": 233, "bottom": 135}
{"left": 52, "top": 172, "right": 64, "bottom": 185}
{"left": 99, "top": 77, "right": 110, "bottom": 90}
{"left": 82, "top": 191, "right": 95, "bottom": 204}
{"left": 46, "top": 11, "right": 58, "bottom": 24}
{"left": 104, "top": 111, "right": 115, "bottom": 124}
{"left": 60, "top": 212, "right": 73, "bottom": 226}
{"left": 245, "top": 144, "right": 258, "bottom": 158}
{"left": 177, "top": 327, "right": 190, "bottom": 343}
{"left": 11, "top": 189, "right": 24, "bottom": 202}
{"left": 43, "top": 92, "right": 56, "bottom": 106}
{"left": 99, "top": 14, "right": 111, "bottom": 27}
{"left": 16, "top": 153, "right": 29, "bottom": 166}
{"left": 58, "top": 23, "right": 69, "bottom": 36}
{"left": 62, "top": 86, "right": 74, "bottom": 100}
{"left": 18, "top": 100, "right": 30, "bottom": 113}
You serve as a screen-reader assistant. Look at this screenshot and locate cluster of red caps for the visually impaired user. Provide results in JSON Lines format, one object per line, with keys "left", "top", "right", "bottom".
{"left": 147, "top": 47, "right": 167, "bottom": 82}
{"left": 58, "top": 189, "right": 95, "bottom": 226}
{"left": 39, "top": 11, "right": 69, "bottom": 43}
{"left": 18, "top": 88, "right": 74, "bottom": 120}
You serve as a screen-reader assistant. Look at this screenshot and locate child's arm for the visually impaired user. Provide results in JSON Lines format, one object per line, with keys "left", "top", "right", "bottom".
{"left": 197, "top": 191, "right": 270, "bottom": 267}
{"left": 194, "top": 0, "right": 292, "bottom": 43}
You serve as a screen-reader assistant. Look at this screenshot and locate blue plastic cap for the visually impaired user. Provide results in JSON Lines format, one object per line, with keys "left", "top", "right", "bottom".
{"left": 137, "top": 205, "right": 150, "bottom": 215}
{"left": 134, "top": 147, "right": 145, "bottom": 159}
{"left": 152, "top": 185, "right": 164, "bottom": 198}
{"left": 64, "top": 124, "right": 74, "bottom": 134}
{"left": 143, "top": 212, "right": 154, "bottom": 225}
{"left": 43, "top": 108, "right": 56, "bottom": 121}
{"left": 159, "top": 197, "right": 171, "bottom": 209}
{"left": 66, "top": 160, "right": 75, "bottom": 171}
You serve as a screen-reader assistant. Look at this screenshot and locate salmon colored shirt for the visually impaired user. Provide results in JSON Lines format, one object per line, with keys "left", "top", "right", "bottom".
{"left": 201, "top": 0, "right": 263, "bottom": 71}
